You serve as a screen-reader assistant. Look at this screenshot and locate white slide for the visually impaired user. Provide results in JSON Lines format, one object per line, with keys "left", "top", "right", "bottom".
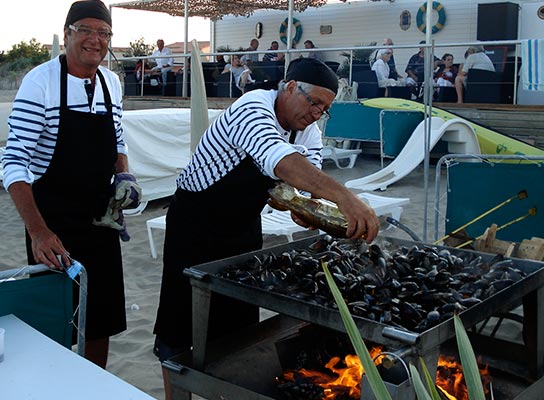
{"left": 345, "top": 117, "right": 480, "bottom": 191}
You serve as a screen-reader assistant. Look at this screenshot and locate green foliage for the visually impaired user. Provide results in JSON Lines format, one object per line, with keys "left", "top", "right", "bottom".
{"left": 5, "top": 39, "right": 49, "bottom": 64}
{"left": 123, "top": 38, "right": 154, "bottom": 58}
{"left": 322, "top": 261, "right": 392, "bottom": 399}
{"left": 0, "top": 39, "right": 49, "bottom": 83}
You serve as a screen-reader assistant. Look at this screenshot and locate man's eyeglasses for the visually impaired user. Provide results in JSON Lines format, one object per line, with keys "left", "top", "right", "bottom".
{"left": 69, "top": 25, "right": 113, "bottom": 41}
{"left": 297, "top": 86, "right": 331, "bottom": 119}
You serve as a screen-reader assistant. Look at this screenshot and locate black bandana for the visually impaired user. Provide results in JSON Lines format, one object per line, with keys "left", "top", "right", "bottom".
{"left": 285, "top": 58, "right": 338, "bottom": 94}
{"left": 65, "top": 0, "right": 112, "bottom": 28}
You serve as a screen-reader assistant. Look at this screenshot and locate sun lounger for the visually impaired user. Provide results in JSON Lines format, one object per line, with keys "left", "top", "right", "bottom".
{"left": 261, "top": 192, "right": 410, "bottom": 242}
{"left": 145, "top": 192, "right": 410, "bottom": 256}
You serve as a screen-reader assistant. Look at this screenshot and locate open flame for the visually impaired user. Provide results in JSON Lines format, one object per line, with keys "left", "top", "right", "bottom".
{"left": 436, "top": 355, "right": 491, "bottom": 400}
{"left": 281, "top": 349, "right": 491, "bottom": 400}
{"left": 282, "top": 346, "right": 383, "bottom": 399}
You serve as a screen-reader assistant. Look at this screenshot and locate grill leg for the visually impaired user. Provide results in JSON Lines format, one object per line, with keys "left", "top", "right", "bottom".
{"left": 192, "top": 286, "right": 211, "bottom": 370}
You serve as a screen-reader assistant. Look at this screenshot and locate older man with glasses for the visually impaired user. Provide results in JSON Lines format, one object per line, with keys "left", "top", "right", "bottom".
{"left": 153, "top": 57, "right": 379, "bottom": 366}
{"left": 1, "top": 0, "right": 141, "bottom": 368}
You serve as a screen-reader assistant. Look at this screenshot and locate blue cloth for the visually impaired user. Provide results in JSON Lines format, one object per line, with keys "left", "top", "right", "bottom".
{"left": 522, "top": 39, "right": 544, "bottom": 91}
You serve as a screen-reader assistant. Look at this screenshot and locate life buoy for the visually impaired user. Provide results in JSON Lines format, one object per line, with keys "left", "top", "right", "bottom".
{"left": 416, "top": 1, "right": 446, "bottom": 34}
{"left": 279, "top": 17, "right": 303, "bottom": 46}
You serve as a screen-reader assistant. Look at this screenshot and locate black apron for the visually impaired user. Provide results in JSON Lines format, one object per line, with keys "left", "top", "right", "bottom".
{"left": 26, "top": 55, "right": 126, "bottom": 340}
{"left": 154, "top": 156, "right": 276, "bottom": 349}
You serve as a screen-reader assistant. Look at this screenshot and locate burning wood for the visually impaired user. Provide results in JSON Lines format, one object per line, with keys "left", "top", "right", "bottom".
{"left": 279, "top": 348, "right": 491, "bottom": 400}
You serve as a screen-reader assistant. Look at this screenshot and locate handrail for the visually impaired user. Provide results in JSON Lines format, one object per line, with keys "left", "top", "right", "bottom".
{"left": 117, "top": 38, "right": 526, "bottom": 101}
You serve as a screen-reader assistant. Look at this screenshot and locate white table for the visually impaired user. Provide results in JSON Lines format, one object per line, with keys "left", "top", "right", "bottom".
{"left": 0, "top": 314, "right": 155, "bottom": 400}
{"left": 123, "top": 108, "right": 223, "bottom": 204}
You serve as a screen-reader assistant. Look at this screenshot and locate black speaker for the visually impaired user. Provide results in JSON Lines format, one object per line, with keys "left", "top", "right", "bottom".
{"left": 477, "top": 2, "right": 519, "bottom": 41}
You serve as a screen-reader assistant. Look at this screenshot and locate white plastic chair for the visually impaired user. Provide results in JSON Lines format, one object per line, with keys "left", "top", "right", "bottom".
{"left": 261, "top": 193, "right": 410, "bottom": 242}
{"left": 146, "top": 215, "right": 166, "bottom": 259}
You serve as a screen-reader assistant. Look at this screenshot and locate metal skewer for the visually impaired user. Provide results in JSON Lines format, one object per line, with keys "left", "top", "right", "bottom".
{"left": 455, "top": 207, "right": 537, "bottom": 249}
{"left": 433, "top": 190, "right": 528, "bottom": 245}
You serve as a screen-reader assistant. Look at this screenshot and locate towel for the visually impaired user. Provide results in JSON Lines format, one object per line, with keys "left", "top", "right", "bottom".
{"left": 521, "top": 39, "right": 544, "bottom": 91}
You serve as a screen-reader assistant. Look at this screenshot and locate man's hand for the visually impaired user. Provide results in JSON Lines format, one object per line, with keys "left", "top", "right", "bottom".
{"left": 112, "top": 173, "right": 142, "bottom": 209}
{"left": 30, "top": 226, "right": 71, "bottom": 270}
{"left": 336, "top": 193, "right": 379, "bottom": 243}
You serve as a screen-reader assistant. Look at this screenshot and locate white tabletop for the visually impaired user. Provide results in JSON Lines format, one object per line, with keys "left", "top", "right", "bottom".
{"left": 0, "top": 314, "right": 155, "bottom": 400}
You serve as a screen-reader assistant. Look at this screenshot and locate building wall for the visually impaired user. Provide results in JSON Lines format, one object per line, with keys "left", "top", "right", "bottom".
{"left": 214, "top": 0, "right": 529, "bottom": 74}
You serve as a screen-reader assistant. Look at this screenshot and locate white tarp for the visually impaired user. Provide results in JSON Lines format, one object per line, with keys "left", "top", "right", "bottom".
{"left": 123, "top": 108, "right": 223, "bottom": 202}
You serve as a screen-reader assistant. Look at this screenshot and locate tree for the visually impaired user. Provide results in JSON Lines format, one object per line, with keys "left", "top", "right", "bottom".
{"left": 123, "top": 38, "right": 154, "bottom": 58}
{"left": 4, "top": 39, "right": 49, "bottom": 68}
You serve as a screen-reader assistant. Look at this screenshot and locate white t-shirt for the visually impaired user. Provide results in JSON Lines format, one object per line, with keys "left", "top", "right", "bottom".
{"left": 462, "top": 52, "right": 495, "bottom": 73}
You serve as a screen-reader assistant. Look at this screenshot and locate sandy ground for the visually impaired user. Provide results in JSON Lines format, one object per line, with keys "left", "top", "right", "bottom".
{"left": 0, "top": 147, "right": 445, "bottom": 400}
{"left": 0, "top": 89, "right": 526, "bottom": 399}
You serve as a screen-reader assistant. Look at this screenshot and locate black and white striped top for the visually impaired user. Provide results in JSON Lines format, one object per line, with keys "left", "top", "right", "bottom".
{"left": 1, "top": 57, "right": 126, "bottom": 190}
{"left": 177, "top": 89, "right": 323, "bottom": 192}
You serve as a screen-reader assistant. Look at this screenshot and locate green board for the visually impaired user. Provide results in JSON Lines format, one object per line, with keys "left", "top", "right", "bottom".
{"left": 446, "top": 162, "right": 544, "bottom": 242}
{"left": 362, "top": 98, "right": 544, "bottom": 157}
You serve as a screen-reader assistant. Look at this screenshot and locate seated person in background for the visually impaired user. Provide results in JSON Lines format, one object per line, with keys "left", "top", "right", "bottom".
{"left": 405, "top": 41, "right": 440, "bottom": 98}
{"left": 454, "top": 45, "right": 495, "bottom": 104}
{"left": 383, "top": 38, "right": 400, "bottom": 80}
{"left": 304, "top": 40, "right": 324, "bottom": 62}
{"left": 222, "top": 54, "right": 255, "bottom": 92}
{"left": 241, "top": 38, "right": 259, "bottom": 64}
{"left": 216, "top": 54, "right": 227, "bottom": 68}
{"left": 151, "top": 39, "right": 173, "bottom": 94}
{"left": 372, "top": 48, "right": 404, "bottom": 95}
{"left": 134, "top": 59, "right": 151, "bottom": 82}
{"left": 435, "top": 53, "right": 458, "bottom": 87}
{"left": 263, "top": 40, "right": 284, "bottom": 62}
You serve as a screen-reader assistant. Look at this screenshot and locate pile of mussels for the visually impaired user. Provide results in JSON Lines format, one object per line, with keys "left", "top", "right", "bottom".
{"left": 218, "top": 236, "right": 526, "bottom": 332}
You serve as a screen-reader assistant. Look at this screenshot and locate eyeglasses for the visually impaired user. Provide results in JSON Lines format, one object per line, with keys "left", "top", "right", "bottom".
{"left": 69, "top": 24, "right": 113, "bottom": 41}
{"left": 297, "top": 86, "right": 331, "bottom": 119}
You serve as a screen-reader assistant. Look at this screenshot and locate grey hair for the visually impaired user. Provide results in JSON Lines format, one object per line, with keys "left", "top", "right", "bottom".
{"left": 278, "top": 80, "right": 331, "bottom": 95}
{"left": 469, "top": 45, "right": 485, "bottom": 53}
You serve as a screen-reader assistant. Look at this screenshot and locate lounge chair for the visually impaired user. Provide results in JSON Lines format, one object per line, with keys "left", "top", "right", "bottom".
{"left": 261, "top": 192, "right": 410, "bottom": 242}
{"left": 145, "top": 192, "right": 410, "bottom": 256}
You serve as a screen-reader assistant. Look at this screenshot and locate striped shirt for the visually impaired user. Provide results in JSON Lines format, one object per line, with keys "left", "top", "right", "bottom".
{"left": 1, "top": 57, "right": 126, "bottom": 190}
{"left": 177, "top": 89, "right": 323, "bottom": 192}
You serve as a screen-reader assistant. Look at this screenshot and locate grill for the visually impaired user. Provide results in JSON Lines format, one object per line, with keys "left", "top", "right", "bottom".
{"left": 163, "top": 235, "right": 544, "bottom": 400}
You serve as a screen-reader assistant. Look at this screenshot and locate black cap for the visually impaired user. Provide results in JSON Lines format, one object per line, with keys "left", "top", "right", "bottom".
{"left": 285, "top": 58, "right": 338, "bottom": 94}
{"left": 65, "top": 0, "right": 112, "bottom": 28}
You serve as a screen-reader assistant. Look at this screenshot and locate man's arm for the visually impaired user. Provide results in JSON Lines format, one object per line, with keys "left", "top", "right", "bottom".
{"left": 8, "top": 182, "right": 69, "bottom": 269}
{"left": 274, "top": 153, "right": 379, "bottom": 242}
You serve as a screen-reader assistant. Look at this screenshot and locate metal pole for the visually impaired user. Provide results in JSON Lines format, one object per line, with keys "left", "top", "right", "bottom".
{"left": 182, "top": 0, "right": 189, "bottom": 97}
{"left": 422, "top": 0, "right": 433, "bottom": 242}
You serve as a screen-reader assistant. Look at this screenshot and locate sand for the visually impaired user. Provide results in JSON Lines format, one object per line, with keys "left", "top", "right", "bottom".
{"left": 0, "top": 87, "right": 466, "bottom": 399}
{"left": 0, "top": 151, "right": 444, "bottom": 399}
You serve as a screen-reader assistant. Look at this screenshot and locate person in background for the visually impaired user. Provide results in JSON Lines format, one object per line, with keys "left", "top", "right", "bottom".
{"left": 1, "top": 0, "right": 141, "bottom": 368}
{"left": 133, "top": 59, "right": 151, "bottom": 82}
{"left": 222, "top": 53, "right": 255, "bottom": 92}
{"left": 153, "top": 58, "right": 379, "bottom": 367}
{"left": 304, "top": 40, "right": 324, "bottom": 62}
{"left": 454, "top": 45, "right": 495, "bottom": 104}
{"left": 405, "top": 40, "right": 440, "bottom": 99}
{"left": 435, "top": 53, "right": 458, "bottom": 87}
{"left": 382, "top": 38, "right": 400, "bottom": 79}
{"left": 151, "top": 39, "right": 173, "bottom": 94}
{"left": 263, "top": 40, "right": 284, "bottom": 62}
{"left": 371, "top": 48, "right": 404, "bottom": 95}
{"left": 241, "top": 38, "right": 260, "bottom": 64}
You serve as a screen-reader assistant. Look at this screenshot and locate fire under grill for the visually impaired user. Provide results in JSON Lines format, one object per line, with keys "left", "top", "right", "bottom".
{"left": 164, "top": 235, "right": 544, "bottom": 400}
